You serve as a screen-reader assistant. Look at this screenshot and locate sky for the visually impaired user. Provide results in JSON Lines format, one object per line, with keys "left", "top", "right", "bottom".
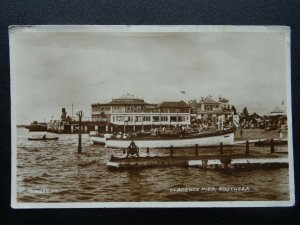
{"left": 9, "top": 26, "right": 290, "bottom": 124}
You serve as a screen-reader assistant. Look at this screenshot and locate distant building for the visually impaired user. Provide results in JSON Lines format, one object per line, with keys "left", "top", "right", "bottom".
{"left": 265, "top": 101, "right": 287, "bottom": 129}
{"left": 196, "top": 96, "right": 233, "bottom": 122}
{"left": 91, "top": 94, "right": 191, "bottom": 132}
{"left": 268, "top": 101, "right": 286, "bottom": 117}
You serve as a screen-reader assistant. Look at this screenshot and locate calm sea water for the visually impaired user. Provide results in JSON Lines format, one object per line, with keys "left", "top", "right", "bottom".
{"left": 16, "top": 128, "right": 290, "bottom": 203}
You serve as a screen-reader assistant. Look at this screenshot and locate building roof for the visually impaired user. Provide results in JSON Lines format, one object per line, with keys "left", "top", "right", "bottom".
{"left": 267, "top": 102, "right": 286, "bottom": 117}
{"left": 201, "top": 97, "right": 219, "bottom": 104}
{"left": 92, "top": 100, "right": 149, "bottom": 106}
{"left": 112, "top": 93, "right": 144, "bottom": 102}
{"left": 158, "top": 101, "right": 190, "bottom": 108}
{"left": 244, "top": 112, "right": 262, "bottom": 119}
{"left": 92, "top": 94, "right": 149, "bottom": 106}
{"left": 219, "top": 98, "right": 229, "bottom": 103}
{"left": 110, "top": 98, "right": 147, "bottom": 104}
{"left": 271, "top": 105, "right": 286, "bottom": 114}
{"left": 119, "top": 93, "right": 137, "bottom": 99}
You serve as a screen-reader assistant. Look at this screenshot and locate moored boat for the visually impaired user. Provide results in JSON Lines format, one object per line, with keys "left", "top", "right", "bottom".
{"left": 90, "top": 133, "right": 113, "bottom": 145}
{"left": 105, "top": 130, "right": 234, "bottom": 148}
{"left": 25, "top": 121, "right": 48, "bottom": 132}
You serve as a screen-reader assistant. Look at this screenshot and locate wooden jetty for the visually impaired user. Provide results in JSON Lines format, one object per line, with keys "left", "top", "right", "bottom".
{"left": 107, "top": 153, "right": 288, "bottom": 170}
{"left": 107, "top": 140, "right": 289, "bottom": 171}
{"left": 47, "top": 120, "right": 112, "bottom": 134}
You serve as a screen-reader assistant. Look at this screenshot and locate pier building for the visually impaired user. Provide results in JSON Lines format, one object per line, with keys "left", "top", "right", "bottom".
{"left": 91, "top": 94, "right": 191, "bottom": 132}
{"left": 195, "top": 96, "right": 234, "bottom": 122}
{"left": 46, "top": 95, "right": 235, "bottom": 134}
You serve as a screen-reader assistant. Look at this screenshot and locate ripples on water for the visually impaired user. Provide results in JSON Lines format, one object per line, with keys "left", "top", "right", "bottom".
{"left": 16, "top": 128, "right": 290, "bottom": 203}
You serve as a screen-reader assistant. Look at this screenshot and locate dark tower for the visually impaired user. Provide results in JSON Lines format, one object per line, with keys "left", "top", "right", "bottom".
{"left": 61, "top": 108, "right": 67, "bottom": 121}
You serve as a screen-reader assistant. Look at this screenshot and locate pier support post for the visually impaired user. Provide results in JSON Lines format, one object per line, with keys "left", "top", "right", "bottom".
{"left": 271, "top": 139, "right": 275, "bottom": 153}
{"left": 245, "top": 140, "right": 249, "bottom": 155}
{"left": 224, "top": 162, "right": 228, "bottom": 169}
{"left": 220, "top": 142, "right": 223, "bottom": 155}
{"left": 170, "top": 145, "right": 173, "bottom": 156}
{"left": 147, "top": 147, "right": 150, "bottom": 154}
{"left": 195, "top": 144, "right": 198, "bottom": 156}
{"left": 202, "top": 160, "right": 207, "bottom": 169}
{"left": 77, "top": 110, "right": 84, "bottom": 154}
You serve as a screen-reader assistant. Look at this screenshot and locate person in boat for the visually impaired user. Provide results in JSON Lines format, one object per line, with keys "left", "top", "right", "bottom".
{"left": 126, "top": 141, "right": 139, "bottom": 158}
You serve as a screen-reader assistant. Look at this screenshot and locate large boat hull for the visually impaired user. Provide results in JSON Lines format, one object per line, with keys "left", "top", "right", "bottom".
{"left": 105, "top": 132, "right": 234, "bottom": 148}
{"left": 25, "top": 125, "right": 47, "bottom": 132}
{"left": 91, "top": 136, "right": 106, "bottom": 145}
{"left": 91, "top": 133, "right": 113, "bottom": 145}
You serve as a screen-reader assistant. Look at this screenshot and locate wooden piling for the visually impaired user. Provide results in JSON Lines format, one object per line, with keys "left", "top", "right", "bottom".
{"left": 245, "top": 140, "right": 249, "bottom": 155}
{"left": 77, "top": 110, "right": 84, "bottom": 154}
{"left": 202, "top": 160, "right": 207, "bottom": 169}
{"left": 220, "top": 142, "right": 223, "bottom": 155}
{"left": 170, "top": 145, "right": 174, "bottom": 156}
{"left": 195, "top": 144, "right": 198, "bottom": 156}
{"left": 224, "top": 162, "right": 228, "bottom": 169}
{"left": 147, "top": 147, "right": 150, "bottom": 154}
{"left": 271, "top": 139, "right": 275, "bottom": 153}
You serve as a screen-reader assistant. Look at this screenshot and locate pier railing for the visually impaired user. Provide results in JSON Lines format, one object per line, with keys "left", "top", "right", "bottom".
{"left": 60, "top": 117, "right": 108, "bottom": 124}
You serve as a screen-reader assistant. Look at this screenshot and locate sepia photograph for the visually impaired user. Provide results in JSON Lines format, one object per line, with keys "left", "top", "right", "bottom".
{"left": 10, "top": 25, "right": 294, "bottom": 208}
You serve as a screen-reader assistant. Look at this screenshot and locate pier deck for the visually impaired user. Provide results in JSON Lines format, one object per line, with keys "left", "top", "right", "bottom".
{"left": 107, "top": 152, "right": 288, "bottom": 170}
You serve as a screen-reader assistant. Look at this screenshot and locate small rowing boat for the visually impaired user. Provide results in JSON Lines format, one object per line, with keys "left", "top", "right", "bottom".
{"left": 28, "top": 137, "right": 59, "bottom": 141}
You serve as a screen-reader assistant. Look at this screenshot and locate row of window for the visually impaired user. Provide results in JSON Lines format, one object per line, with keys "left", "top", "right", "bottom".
{"left": 92, "top": 106, "right": 190, "bottom": 113}
{"left": 125, "top": 105, "right": 142, "bottom": 112}
{"left": 92, "top": 106, "right": 111, "bottom": 112}
{"left": 112, "top": 115, "right": 189, "bottom": 122}
{"left": 204, "top": 105, "right": 219, "bottom": 111}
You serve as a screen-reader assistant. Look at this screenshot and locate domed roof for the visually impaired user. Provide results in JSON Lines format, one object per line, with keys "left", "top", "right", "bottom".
{"left": 119, "top": 93, "right": 138, "bottom": 99}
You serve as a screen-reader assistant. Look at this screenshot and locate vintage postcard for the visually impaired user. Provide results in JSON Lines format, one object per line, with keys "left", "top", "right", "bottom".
{"left": 10, "top": 25, "right": 294, "bottom": 208}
